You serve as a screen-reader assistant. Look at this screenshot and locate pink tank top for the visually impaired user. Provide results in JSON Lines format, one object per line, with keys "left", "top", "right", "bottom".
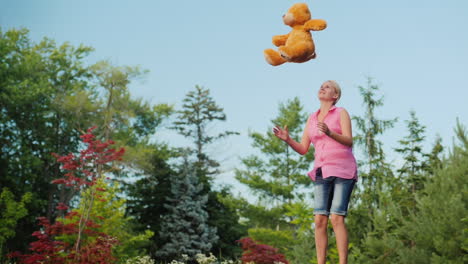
{"left": 307, "top": 106, "right": 358, "bottom": 181}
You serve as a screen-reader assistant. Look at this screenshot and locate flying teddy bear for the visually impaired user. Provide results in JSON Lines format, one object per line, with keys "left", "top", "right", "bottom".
{"left": 264, "top": 3, "right": 327, "bottom": 66}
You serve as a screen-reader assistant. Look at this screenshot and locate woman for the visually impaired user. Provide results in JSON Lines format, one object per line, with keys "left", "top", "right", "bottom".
{"left": 273, "top": 80, "right": 357, "bottom": 264}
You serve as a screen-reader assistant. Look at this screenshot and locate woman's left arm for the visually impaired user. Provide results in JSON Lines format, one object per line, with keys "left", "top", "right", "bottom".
{"left": 326, "top": 109, "right": 353, "bottom": 147}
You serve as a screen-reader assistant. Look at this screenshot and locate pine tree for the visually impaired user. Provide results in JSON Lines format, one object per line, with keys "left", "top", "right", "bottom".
{"left": 156, "top": 158, "right": 218, "bottom": 263}
{"left": 394, "top": 110, "right": 427, "bottom": 195}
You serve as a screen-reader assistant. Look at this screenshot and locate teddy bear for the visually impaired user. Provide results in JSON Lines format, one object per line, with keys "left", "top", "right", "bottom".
{"left": 264, "top": 3, "right": 327, "bottom": 66}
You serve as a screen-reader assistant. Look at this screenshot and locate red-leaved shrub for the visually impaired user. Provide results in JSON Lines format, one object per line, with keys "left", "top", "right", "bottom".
{"left": 237, "top": 237, "right": 289, "bottom": 264}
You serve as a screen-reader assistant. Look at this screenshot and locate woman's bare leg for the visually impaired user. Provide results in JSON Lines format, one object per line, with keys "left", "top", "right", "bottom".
{"left": 331, "top": 214, "right": 348, "bottom": 264}
{"left": 315, "top": 214, "right": 329, "bottom": 264}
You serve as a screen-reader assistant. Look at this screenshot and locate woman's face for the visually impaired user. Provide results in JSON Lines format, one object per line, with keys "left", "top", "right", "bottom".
{"left": 318, "top": 81, "right": 338, "bottom": 103}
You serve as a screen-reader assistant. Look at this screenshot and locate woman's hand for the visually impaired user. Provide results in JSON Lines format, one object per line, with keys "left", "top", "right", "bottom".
{"left": 317, "top": 122, "right": 331, "bottom": 136}
{"left": 273, "top": 125, "right": 290, "bottom": 142}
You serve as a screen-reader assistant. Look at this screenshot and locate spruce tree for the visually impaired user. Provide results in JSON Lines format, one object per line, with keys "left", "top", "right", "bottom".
{"left": 348, "top": 78, "right": 397, "bottom": 250}
{"left": 156, "top": 158, "right": 218, "bottom": 263}
{"left": 394, "top": 110, "right": 427, "bottom": 194}
{"left": 352, "top": 77, "right": 398, "bottom": 195}
{"left": 171, "top": 85, "right": 245, "bottom": 259}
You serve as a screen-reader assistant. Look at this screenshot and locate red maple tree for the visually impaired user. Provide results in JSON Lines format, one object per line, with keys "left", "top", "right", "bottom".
{"left": 9, "top": 126, "right": 125, "bottom": 264}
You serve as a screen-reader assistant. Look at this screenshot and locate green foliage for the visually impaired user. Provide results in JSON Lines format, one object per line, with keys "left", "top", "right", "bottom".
{"left": 207, "top": 189, "right": 248, "bottom": 260}
{"left": 57, "top": 177, "right": 153, "bottom": 262}
{"left": 125, "top": 144, "right": 176, "bottom": 257}
{"left": 0, "top": 27, "right": 171, "bottom": 254}
{"left": 0, "top": 27, "right": 96, "bottom": 251}
{"left": 235, "top": 97, "right": 314, "bottom": 229}
{"left": 156, "top": 160, "right": 218, "bottom": 263}
{"left": 395, "top": 121, "right": 467, "bottom": 263}
{"left": 248, "top": 228, "right": 294, "bottom": 254}
{"left": 0, "top": 188, "right": 31, "bottom": 260}
{"left": 394, "top": 110, "right": 428, "bottom": 195}
{"left": 425, "top": 134, "right": 445, "bottom": 175}
{"left": 234, "top": 97, "right": 317, "bottom": 263}
{"left": 171, "top": 85, "right": 239, "bottom": 180}
{"left": 89, "top": 60, "right": 174, "bottom": 172}
{"left": 353, "top": 77, "right": 398, "bottom": 171}
{"left": 170, "top": 85, "right": 245, "bottom": 260}
{"left": 348, "top": 78, "right": 398, "bottom": 248}
{"left": 284, "top": 201, "right": 314, "bottom": 234}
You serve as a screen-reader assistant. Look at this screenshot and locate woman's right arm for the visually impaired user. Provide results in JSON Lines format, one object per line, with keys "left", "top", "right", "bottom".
{"left": 273, "top": 116, "right": 312, "bottom": 155}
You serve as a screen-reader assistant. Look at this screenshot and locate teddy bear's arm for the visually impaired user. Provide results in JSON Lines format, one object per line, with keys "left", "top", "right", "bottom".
{"left": 304, "top": 19, "right": 327, "bottom": 31}
{"left": 272, "top": 33, "right": 289, "bottom": 47}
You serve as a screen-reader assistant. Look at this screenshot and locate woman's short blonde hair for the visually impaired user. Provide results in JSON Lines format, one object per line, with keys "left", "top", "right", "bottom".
{"left": 327, "top": 80, "right": 341, "bottom": 105}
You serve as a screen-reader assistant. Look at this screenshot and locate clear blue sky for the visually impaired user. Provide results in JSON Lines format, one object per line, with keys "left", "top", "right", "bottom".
{"left": 2, "top": 0, "right": 468, "bottom": 197}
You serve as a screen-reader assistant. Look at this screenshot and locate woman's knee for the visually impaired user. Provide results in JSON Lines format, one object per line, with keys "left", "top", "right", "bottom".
{"left": 315, "top": 215, "right": 329, "bottom": 229}
{"left": 330, "top": 214, "right": 345, "bottom": 228}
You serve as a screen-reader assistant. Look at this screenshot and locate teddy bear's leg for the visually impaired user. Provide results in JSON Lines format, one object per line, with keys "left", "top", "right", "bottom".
{"left": 264, "top": 49, "right": 287, "bottom": 66}
{"left": 279, "top": 43, "right": 314, "bottom": 62}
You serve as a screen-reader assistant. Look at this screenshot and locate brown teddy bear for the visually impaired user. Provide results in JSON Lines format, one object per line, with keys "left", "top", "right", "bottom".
{"left": 264, "top": 3, "right": 327, "bottom": 66}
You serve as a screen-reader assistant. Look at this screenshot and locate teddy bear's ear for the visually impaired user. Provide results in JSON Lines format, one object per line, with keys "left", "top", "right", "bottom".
{"left": 304, "top": 19, "right": 327, "bottom": 31}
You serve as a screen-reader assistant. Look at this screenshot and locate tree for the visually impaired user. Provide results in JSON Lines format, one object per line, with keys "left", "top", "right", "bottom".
{"left": 348, "top": 78, "right": 398, "bottom": 251}
{"left": 352, "top": 77, "right": 398, "bottom": 182}
{"left": 395, "top": 121, "right": 467, "bottom": 263}
{"left": 233, "top": 97, "right": 314, "bottom": 257}
{"left": 11, "top": 126, "right": 125, "bottom": 264}
{"left": 0, "top": 28, "right": 96, "bottom": 252}
{"left": 89, "top": 60, "right": 173, "bottom": 173}
{"left": 171, "top": 85, "right": 239, "bottom": 184}
{"left": 170, "top": 85, "right": 246, "bottom": 259}
{"left": 424, "top": 134, "right": 444, "bottom": 175}
{"left": 62, "top": 178, "right": 154, "bottom": 263}
{"left": 156, "top": 159, "right": 218, "bottom": 263}
{"left": 125, "top": 143, "right": 176, "bottom": 258}
{"left": 0, "top": 28, "right": 172, "bottom": 253}
{"left": 235, "top": 97, "right": 314, "bottom": 229}
{"left": 394, "top": 110, "right": 427, "bottom": 194}
{"left": 366, "top": 121, "right": 467, "bottom": 263}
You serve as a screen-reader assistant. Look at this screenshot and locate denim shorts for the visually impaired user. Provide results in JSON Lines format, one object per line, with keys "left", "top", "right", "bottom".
{"left": 313, "top": 168, "right": 356, "bottom": 216}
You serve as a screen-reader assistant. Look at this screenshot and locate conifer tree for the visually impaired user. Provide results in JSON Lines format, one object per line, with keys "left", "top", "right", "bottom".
{"left": 234, "top": 97, "right": 314, "bottom": 252}
{"left": 352, "top": 77, "right": 398, "bottom": 189}
{"left": 395, "top": 121, "right": 467, "bottom": 263}
{"left": 348, "top": 78, "right": 397, "bottom": 249}
{"left": 125, "top": 144, "right": 175, "bottom": 256}
{"left": 156, "top": 158, "right": 218, "bottom": 263}
{"left": 170, "top": 85, "right": 245, "bottom": 259}
{"left": 171, "top": 85, "right": 239, "bottom": 184}
{"left": 235, "top": 97, "right": 314, "bottom": 227}
{"left": 394, "top": 110, "right": 427, "bottom": 194}
{"left": 424, "top": 134, "right": 444, "bottom": 175}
